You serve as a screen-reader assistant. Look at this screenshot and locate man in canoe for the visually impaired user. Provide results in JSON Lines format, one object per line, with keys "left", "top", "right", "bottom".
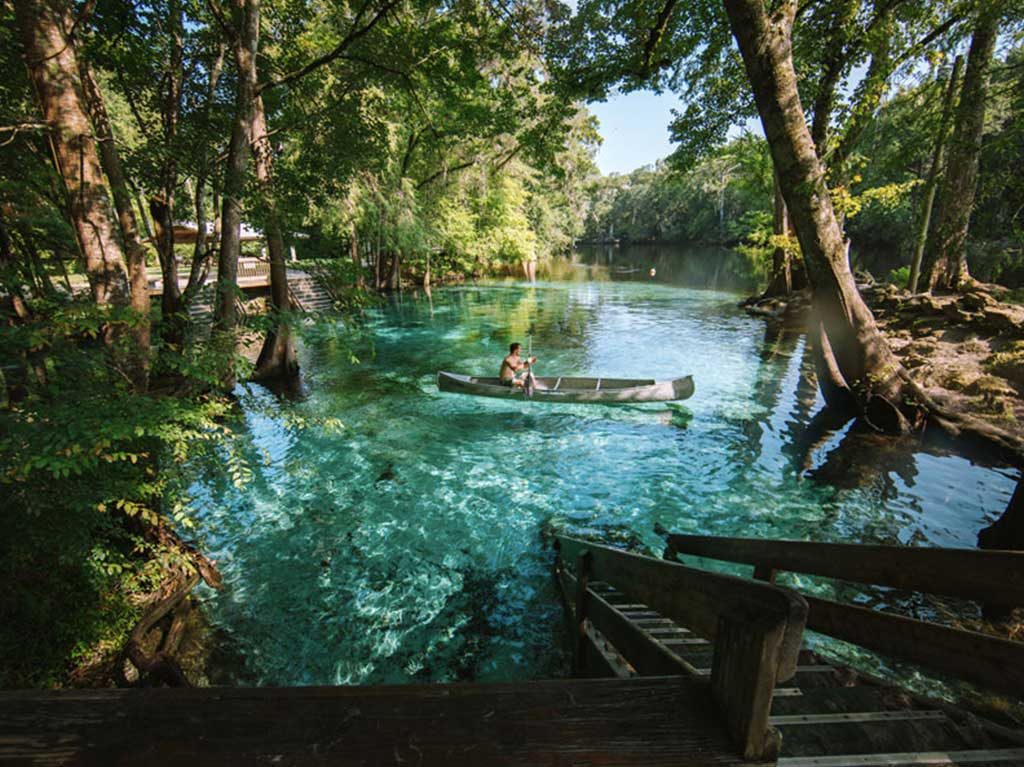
{"left": 500, "top": 343, "right": 537, "bottom": 387}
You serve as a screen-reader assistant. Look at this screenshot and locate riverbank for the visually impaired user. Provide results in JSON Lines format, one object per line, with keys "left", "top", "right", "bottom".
{"left": 742, "top": 284, "right": 1024, "bottom": 459}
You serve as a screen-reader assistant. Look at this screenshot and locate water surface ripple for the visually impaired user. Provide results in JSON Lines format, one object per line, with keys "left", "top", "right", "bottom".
{"left": 190, "top": 267, "right": 1016, "bottom": 686}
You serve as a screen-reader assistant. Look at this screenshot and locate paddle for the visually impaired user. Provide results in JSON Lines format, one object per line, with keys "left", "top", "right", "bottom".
{"left": 524, "top": 335, "right": 537, "bottom": 397}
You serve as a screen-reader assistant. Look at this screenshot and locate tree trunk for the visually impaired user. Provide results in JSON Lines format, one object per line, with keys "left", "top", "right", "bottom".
{"left": 154, "top": 0, "right": 185, "bottom": 327}
{"left": 16, "top": 0, "right": 129, "bottom": 309}
{"left": 252, "top": 93, "right": 298, "bottom": 383}
{"left": 978, "top": 476, "right": 1024, "bottom": 618}
{"left": 14, "top": 225, "right": 56, "bottom": 297}
{"left": 924, "top": 10, "right": 999, "bottom": 292}
{"left": 150, "top": 194, "right": 181, "bottom": 318}
{"left": 182, "top": 46, "right": 225, "bottom": 311}
{"left": 808, "top": 0, "right": 857, "bottom": 156}
{"left": 214, "top": 0, "right": 260, "bottom": 332}
{"left": 0, "top": 217, "right": 32, "bottom": 320}
{"left": 351, "top": 222, "right": 363, "bottom": 287}
{"left": 135, "top": 189, "right": 154, "bottom": 239}
{"left": 723, "top": 0, "right": 909, "bottom": 429}
{"left": 908, "top": 57, "right": 963, "bottom": 294}
{"left": 79, "top": 61, "right": 151, "bottom": 389}
{"left": 764, "top": 172, "right": 792, "bottom": 296}
{"left": 387, "top": 251, "right": 401, "bottom": 290}
{"left": 979, "top": 478, "right": 1024, "bottom": 551}
{"left": 374, "top": 228, "right": 382, "bottom": 289}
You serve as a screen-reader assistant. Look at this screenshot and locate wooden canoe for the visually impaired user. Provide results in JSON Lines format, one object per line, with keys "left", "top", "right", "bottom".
{"left": 436, "top": 371, "right": 695, "bottom": 404}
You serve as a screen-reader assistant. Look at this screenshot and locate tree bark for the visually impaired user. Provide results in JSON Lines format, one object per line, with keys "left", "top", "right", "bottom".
{"left": 79, "top": 61, "right": 151, "bottom": 389}
{"left": 16, "top": 0, "right": 129, "bottom": 309}
{"left": 924, "top": 9, "right": 999, "bottom": 292}
{"left": 908, "top": 57, "right": 963, "bottom": 294}
{"left": 723, "top": 0, "right": 909, "bottom": 429}
{"left": 214, "top": 0, "right": 260, "bottom": 332}
{"left": 252, "top": 92, "right": 298, "bottom": 383}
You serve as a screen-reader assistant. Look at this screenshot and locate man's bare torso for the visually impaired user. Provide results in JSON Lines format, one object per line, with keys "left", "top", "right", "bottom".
{"left": 500, "top": 353, "right": 523, "bottom": 381}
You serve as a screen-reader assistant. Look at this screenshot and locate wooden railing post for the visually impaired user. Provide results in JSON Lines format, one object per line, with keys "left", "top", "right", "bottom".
{"left": 711, "top": 616, "right": 785, "bottom": 761}
{"left": 573, "top": 552, "right": 592, "bottom": 675}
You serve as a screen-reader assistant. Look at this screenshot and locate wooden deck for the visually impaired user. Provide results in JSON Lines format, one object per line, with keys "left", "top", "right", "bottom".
{"left": 0, "top": 676, "right": 753, "bottom": 766}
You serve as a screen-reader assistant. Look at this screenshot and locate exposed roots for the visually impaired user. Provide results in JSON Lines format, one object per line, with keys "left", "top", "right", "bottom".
{"left": 120, "top": 519, "right": 224, "bottom": 687}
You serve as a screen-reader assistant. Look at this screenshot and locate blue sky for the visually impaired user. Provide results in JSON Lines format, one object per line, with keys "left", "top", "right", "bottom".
{"left": 588, "top": 90, "right": 682, "bottom": 175}
{"left": 588, "top": 89, "right": 764, "bottom": 175}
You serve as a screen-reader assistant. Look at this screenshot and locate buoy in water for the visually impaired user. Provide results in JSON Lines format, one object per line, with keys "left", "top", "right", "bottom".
{"left": 649, "top": 267, "right": 657, "bottom": 277}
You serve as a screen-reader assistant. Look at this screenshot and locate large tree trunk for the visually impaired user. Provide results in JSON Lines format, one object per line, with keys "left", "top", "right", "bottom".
{"left": 924, "top": 10, "right": 999, "bottom": 292}
{"left": 214, "top": 0, "right": 260, "bottom": 332}
{"left": 723, "top": 0, "right": 909, "bottom": 430}
{"left": 16, "top": 0, "right": 129, "bottom": 309}
{"left": 79, "top": 61, "right": 151, "bottom": 390}
{"left": 252, "top": 93, "right": 298, "bottom": 383}
{"left": 908, "top": 57, "right": 963, "bottom": 294}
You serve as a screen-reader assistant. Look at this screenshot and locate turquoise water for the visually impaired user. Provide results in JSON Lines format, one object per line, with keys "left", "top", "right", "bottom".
{"left": 190, "top": 253, "right": 1017, "bottom": 686}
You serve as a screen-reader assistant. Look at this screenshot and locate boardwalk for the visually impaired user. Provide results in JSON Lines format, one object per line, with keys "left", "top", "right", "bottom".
{"left": 0, "top": 677, "right": 748, "bottom": 766}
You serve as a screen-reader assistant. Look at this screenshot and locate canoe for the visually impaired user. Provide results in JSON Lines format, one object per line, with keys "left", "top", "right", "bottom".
{"left": 436, "top": 371, "right": 695, "bottom": 404}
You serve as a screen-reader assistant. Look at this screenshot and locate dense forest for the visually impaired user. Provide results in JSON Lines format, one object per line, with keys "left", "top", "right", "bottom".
{"left": 2, "top": 0, "right": 1023, "bottom": 691}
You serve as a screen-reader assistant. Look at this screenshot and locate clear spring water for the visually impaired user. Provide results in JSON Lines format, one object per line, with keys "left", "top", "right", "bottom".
{"left": 189, "top": 245, "right": 1018, "bottom": 687}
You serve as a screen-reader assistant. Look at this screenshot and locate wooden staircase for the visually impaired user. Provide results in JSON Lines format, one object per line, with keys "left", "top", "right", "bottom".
{"left": 3, "top": 533, "right": 1021, "bottom": 765}
{"left": 555, "top": 534, "right": 1024, "bottom": 767}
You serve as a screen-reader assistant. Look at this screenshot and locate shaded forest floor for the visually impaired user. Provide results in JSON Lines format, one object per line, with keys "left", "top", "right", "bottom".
{"left": 745, "top": 283, "right": 1024, "bottom": 454}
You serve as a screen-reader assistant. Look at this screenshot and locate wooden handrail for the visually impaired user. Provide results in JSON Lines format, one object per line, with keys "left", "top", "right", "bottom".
{"left": 803, "top": 595, "right": 1024, "bottom": 699}
{"left": 663, "top": 534, "right": 1024, "bottom": 606}
{"left": 556, "top": 535, "right": 808, "bottom": 761}
{"left": 662, "top": 533, "right": 1024, "bottom": 698}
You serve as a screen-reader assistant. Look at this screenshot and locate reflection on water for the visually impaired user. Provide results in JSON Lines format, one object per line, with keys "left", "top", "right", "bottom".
{"left": 566, "top": 242, "right": 763, "bottom": 293}
{"left": 189, "top": 246, "right": 1017, "bottom": 688}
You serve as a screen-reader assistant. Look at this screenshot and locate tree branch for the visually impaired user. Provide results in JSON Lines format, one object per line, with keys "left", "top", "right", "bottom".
{"left": 260, "top": 0, "right": 401, "bottom": 93}
{"left": 416, "top": 158, "right": 478, "bottom": 189}
{"left": 205, "top": 0, "right": 237, "bottom": 42}
{"left": 638, "top": 0, "right": 680, "bottom": 76}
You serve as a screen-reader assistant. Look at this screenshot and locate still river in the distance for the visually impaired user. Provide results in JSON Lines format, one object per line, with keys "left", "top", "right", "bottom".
{"left": 188, "top": 243, "right": 1018, "bottom": 688}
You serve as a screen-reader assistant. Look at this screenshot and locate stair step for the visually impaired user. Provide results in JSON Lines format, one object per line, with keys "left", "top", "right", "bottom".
{"left": 632, "top": 618, "right": 679, "bottom": 627}
{"left": 770, "top": 711, "right": 947, "bottom": 726}
{"left": 771, "top": 684, "right": 892, "bottom": 716}
{"left": 662, "top": 638, "right": 709, "bottom": 647}
{"left": 690, "top": 665, "right": 833, "bottom": 678}
{"left": 777, "top": 749, "right": 1024, "bottom": 767}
